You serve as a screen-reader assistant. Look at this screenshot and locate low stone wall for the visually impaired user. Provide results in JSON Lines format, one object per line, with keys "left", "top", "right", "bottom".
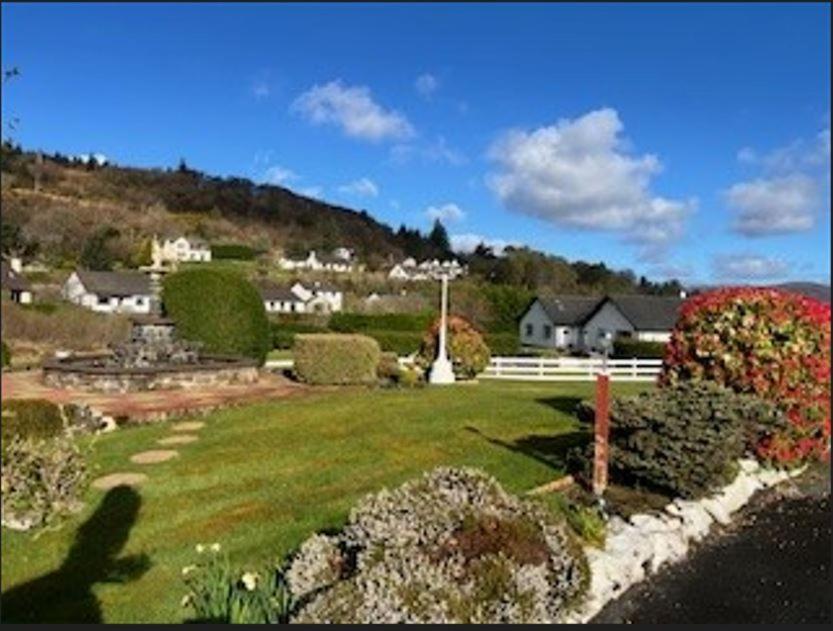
{"left": 42, "top": 354, "right": 260, "bottom": 393}
{"left": 565, "top": 459, "right": 805, "bottom": 623}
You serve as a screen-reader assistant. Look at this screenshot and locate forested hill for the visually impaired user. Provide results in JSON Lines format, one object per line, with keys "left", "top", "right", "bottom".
{"left": 1, "top": 144, "right": 684, "bottom": 295}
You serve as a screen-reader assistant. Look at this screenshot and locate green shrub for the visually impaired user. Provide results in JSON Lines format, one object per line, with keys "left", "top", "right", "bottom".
{"left": 181, "top": 543, "right": 291, "bottom": 623}
{"left": 211, "top": 243, "right": 260, "bottom": 261}
{"left": 329, "top": 312, "right": 434, "bottom": 333}
{"left": 293, "top": 334, "right": 381, "bottom": 385}
{"left": 270, "top": 321, "right": 328, "bottom": 350}
{"left": 377, "top": 351, "right": 401, "bottom": 385}
{"left": 417, "top": 315, "right": 491, "bottom": 379}
{"left": 571, "top": 382, "right": 789, "bottom": 498}
{"left": 163, "top": 268, "right": 271, "bottom": 364}
{"left": 484, "top": 331, "right": 519, "bottom": 356}
{"left": 612, "top": 338, "right": 666, "bottom": 359}
{"left": 1, "top": 340, "right": 9, "bottom": 368}
{"left": 1, "top": 433, "right": 88, "bottom": 530}
{"left": 362, "top": 330, "right": 423, "bottom": 355}
{"left": 1, "top": 399, "right": 64, "bottom": 446}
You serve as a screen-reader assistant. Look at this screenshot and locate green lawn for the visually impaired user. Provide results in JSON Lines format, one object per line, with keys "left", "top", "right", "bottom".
{"left": 1, "top": 380, "right": 648, "bottom": 623}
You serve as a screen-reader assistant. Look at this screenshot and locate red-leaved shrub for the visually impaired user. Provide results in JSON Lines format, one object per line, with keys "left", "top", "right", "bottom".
{"left": 417, "top": 314, "right": 491, "bottom": 379}
{"left": 660, "top": 287, "right": 831, "bottom": 464}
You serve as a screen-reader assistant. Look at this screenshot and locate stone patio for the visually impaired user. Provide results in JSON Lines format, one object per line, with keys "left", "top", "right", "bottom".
{"left": 1, "top": 369, "right": 304, "bottom": 423}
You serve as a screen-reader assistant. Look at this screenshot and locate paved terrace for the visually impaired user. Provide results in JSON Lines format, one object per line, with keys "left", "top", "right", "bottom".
{"left": 1, "top": 369, "right": 303, "bottom": 422}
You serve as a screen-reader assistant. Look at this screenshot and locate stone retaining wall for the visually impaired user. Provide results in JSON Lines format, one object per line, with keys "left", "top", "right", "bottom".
{"left": 564, "top": 459, "right": 805, "bottom": 623}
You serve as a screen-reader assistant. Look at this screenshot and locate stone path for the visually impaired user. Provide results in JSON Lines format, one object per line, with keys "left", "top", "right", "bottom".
{"left": 91, "top": 472, "right": 148, "bottom": 491}
{"left": 158, "top": 434, "right": 199, "bottom": 446}
{"left": 129, "top": 449, "right": 179, "bottom": 465}
{"left": 171, "top": 421, "right": 205, "bottom": 432}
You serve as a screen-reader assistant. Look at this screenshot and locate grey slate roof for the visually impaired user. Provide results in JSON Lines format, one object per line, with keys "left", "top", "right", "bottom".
{"left": 605, "top": 295, "right": 684, "bottom": 330}
{"left": 537, "top": 296, "right": 602, "bottom": 325}
{"left": 1, "top": 261, "right": 31, "bottom": 292}
{"left": 76, "top": 270, "right": 152, "bottom": 297}
{"left": 258, "top": 281, "right": 302, "bottom": 302}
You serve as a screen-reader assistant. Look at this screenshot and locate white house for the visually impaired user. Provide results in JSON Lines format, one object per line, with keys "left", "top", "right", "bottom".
{"left": 519, "top": 295, "right": 684, "bottom": 353}
{"left": 388, "top": 257, "right": 466, "bottom": 281}
{"left": 62, "top": 270, "right": 153, "bottom": 314}
{"left": 278, "top": 249, "right": 354, "bottom": 273}
{"left": 259, "top": 280, "right": 344, "bottom": 314}
{"left": 1, "top": 260, "right": 33, "bottom": 304}
{"left": 159, "top": 236, "right": 211, "bottom": 263}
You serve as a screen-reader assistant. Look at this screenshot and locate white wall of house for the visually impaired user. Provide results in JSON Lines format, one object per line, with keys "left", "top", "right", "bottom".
{"left": 264, "top": 299, "right": 306, "bottom": 314}
{"left": 161, "top": 237, "right": 211, "bottom": 263}
{"left": 582, "top": 301, "right": 634, "bottom": 351}
{"left": 520, "top": 301, "right": 560, "bottom": 348}
{"left": 634, "top": 330, "right": 672, "bottom": 343}
{"left": 14, "top": 289, "right": 33, "bottom": 304}
{"left": 62, "top": 273, "right": 152, "bottom": 314}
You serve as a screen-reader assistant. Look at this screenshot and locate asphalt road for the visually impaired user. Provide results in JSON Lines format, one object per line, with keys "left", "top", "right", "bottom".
{"left": 593, "top": 471, "right": 832, "bottom": 624}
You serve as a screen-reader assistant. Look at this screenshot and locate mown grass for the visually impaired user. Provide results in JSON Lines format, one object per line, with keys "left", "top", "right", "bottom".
{"left": 1, "top": 380, "right": 648, "bottom": 623}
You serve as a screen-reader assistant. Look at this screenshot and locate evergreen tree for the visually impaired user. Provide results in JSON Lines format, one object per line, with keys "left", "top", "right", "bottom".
{"left": 428, "top": 219, "right": 450, "bottom": 255}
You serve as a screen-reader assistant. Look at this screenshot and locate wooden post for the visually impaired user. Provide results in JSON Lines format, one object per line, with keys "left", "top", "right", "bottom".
{"left": 592, "top": 372, "right": 610, "bottom": 496}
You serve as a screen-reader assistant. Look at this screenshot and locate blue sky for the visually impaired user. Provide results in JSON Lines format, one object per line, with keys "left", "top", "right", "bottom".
{"left": 2, "top": 2, "right": 830, "bottom": 285}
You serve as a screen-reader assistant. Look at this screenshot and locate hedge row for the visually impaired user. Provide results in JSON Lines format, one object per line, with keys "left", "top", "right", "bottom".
{"left": 484, "top": 332, "right": 520, "bottom": 356}
{"left": 1, "top": 340, "right": 10, "bottom": 368}
{"left": 293, "top": 334, "right": 381, "bottom": 385}
{"left": 1, "top": 399, "right": 65, "bottom": 447}
{"left": 328, "top": 312, "right": 435, "bottom": 333}
{"left": 210, "top": 243, "right": 260, "bottom": 260}
{"left": 271, "top": 321, "right": 329, "bottom": 350}
{"left": 612, "top": 338, "right": 667, "bottom": 359}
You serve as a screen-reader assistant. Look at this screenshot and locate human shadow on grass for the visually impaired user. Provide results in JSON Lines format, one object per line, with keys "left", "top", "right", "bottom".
{"left": 1, "top": 485, "right": 150, "bottom": 623}
{"left": 465, "top": 426, "right": 591, "bottom": 472}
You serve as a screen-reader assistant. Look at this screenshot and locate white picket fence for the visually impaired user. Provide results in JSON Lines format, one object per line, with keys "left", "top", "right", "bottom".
{"left": 481, "top": 356, "right": 663, "bottom": 382}
{"left": 266, "top": 356, "right": 663, "bottom": 382}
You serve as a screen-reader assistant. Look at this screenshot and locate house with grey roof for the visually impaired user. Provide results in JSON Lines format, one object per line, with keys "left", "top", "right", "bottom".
{"left": 62, "top": 270, "right": 153, "bottom": 314}
{"left": 258, "top": 279, "right": 344, "bottom": 314}
{"left": 519, "top": 294, "right": 684, "bottom": 353}
{"left": 1, "top": 260, "right": 33, "bottom": 304}
{"left": 159, "top": 235, "right": 211, "bottom": 263}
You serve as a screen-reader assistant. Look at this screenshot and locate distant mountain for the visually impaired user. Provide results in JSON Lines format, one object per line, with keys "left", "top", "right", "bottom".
{"left": 773, "top": 282, "right": 831, "bottom": 303}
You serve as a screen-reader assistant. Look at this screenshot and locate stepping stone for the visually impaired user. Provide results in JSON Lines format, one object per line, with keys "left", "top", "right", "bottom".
{"left": 92, "top": 472, "right": 148, "bottom": 490}
{"left": 171, "top": 421, "right": 205, "bottom": 432}
{"left": 157, "top": 434, "right": 199, "bottom": 446}
{"left": 130, "top": 449, "right": 179, "bottom": 465}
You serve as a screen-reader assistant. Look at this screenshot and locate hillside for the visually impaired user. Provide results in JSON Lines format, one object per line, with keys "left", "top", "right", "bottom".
{"left": 774, "top": 282, "right": 831, "bottom": 303}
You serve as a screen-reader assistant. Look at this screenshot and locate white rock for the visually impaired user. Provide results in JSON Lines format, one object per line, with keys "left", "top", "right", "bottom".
{"left": 668, "top": 499, "right": 713, "bottom": 542}
{"left": 738, "top": 458, "right": 760, "bottom": 475}
{"left": 99, "top": 415, "right": 118, "bottom": 433}
{"left": 700, "top": 496, "right": 732, "bottom": 525}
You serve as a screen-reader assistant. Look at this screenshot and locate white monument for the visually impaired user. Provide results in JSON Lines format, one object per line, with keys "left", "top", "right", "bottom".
{"left": 429, "top": 274, "right": 456, "bottom": 385}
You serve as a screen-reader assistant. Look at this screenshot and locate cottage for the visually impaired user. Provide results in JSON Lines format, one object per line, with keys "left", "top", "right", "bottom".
{"left": 62, "top": 270, "right": 153, "bottom": 314}
{"left": 159, "top": 235, "right": 212, "bottom": 263}
{"left": 387, "top": 257, "right": 466, "bottom": 281}
{"left": 1, "top": 260, "right": 33, "bottom": 304}
{"left": 258, "top": 280, "right": 344, "bottom": 314}
{"left": 519, "top": 294, "right": 684, "bottom": 353}
{"left": 278, "top": 249, "right": 355, "bottom": 273}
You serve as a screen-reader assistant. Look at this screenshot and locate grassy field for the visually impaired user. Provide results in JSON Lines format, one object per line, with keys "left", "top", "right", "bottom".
{"left": 1, "top": 380, "right": 648, "bottom": 623}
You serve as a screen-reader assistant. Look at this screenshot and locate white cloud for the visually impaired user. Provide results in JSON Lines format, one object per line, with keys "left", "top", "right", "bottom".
{"left": 338, "top": 177, "right": 379, "bottom": 198}
{"left": 727, "top": 127, "right": 830, "bottom": 236}
{"left": 725, "top": 174, "right": 819, "bottom": 235}
{"left": 252, "top": 80, "right": 270, "bottom": 99}
{"left": 450, "top": 233, "right": 520, "bottom": 256}
{"left": 486, "top": 108, "right": 694, "bottom": 254}
{"left": 425, "top": 203, "right": 466, "bottom": 223}
{"left": 262, "top": 165, "right": 299, "bottom": 186}
{"left": 649, "top": 263, "right": 694, "bottom": 280}
{"left": 299, "top": 186, "right": 323, "bottom": 199}
{"left": 390, "top": 136, "right": 467, "bottom": 167}
{"left": 291, "top": 80, "right": 415, "bottom": 142}
{"left": 712, "top": 254, "right": 790, "bottom": 281}
{"left": 414, "top": 73, "right": 439, "bottom": 99}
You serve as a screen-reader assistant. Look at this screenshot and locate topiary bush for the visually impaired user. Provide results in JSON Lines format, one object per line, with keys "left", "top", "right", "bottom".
{"left": 417, "top": 315, "right": 491, "bottom": 379}
{"left": 612, "top": 338, "right": 666, "bottom": 359}
{"left": 571, "top": 382, "right": 790, "bottom": 499}
{"left": 293, "top": 334, "right": 381, "bottom": 385}
{"left": 660, "top": 287, "right": 831, "bottom": 464}
{"left": 1, "top": 433, "right": 88, "bottom": 530}
{"left": 1, "top": 399, "right": 65, "bottom": 447}
{"left": 162, "top": 268, "right": 271, "bottom": 365}
{"left": 286, "top": 467, "right": 588, "bottom": 623}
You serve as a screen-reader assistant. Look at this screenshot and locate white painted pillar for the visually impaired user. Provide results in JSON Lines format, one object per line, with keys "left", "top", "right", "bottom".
{"left": 429, "top": 274, "right": 455, "bottom": 384}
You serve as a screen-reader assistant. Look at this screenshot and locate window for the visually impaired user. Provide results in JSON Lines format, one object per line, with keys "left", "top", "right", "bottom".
{"left": 135, "top": 297, "right": 145, "bottom": 306}
{"left": 543, "top": 325, "right": 553, "bottom": 339}
{"left": 525, "top": 323, "right": 533, "bottom": 337}
{"left": 97, "top": 295, "right": 109, "bottom": 305}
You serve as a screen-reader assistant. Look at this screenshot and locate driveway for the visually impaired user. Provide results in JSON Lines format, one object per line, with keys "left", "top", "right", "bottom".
{"left": 593, "top": 466, "right": 832, "bottom": 624}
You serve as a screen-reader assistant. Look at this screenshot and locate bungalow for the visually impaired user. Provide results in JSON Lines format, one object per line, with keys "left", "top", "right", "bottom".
{"left": 62, "top": 270, "right": 153, "bottom": 314}
{"left": 278, "top": 249, "right": 355, "bottom": 273}
{"left": 159, "top": 235, "right": 212, "bottom": 263}
{"left": 387, "top": 257, "right": 467, "bottom": 281}
{"left": 1, "top": 260, "right": 33, "bottom": 304}
{"left": 258, "top": 280, "right": 344, "bottom": 314}
{"left": 519, "top": 294, "right": 684, "bottom": 353}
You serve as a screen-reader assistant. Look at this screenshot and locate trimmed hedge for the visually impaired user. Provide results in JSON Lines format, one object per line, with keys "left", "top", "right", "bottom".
{"left": 1, "top": 399, "right": 65, "bottom": 446}
{"left": 211, "top": 243, "right": 260, "bottom": 260}
{"left": 329, "top": 312, "right": 434, "bottom": 333}
{"left": 162, "top": 268, "right": 271, "bottom": 364}
{"left": 293, "top": 334, "right": 381, "bottom": 385}
{"left": 661, "top": 287, "right": 831, "bottom": 464}
{"left": 1, "top": 340, "right": 10, "bottom": 368}
{"left": 612, "top": 338, "right": 667, "bottom": 359}
{"left": 271, "top": 321, "right": 329, "bottom": 350}
{"left": 571, "top": 382, "right": 789, "bottom": 498}
{"left": 484, "top": 331, "right": 520, "bottom": 356}
{"left": 362, "top": 330, "right": 423, "bottom": 355}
